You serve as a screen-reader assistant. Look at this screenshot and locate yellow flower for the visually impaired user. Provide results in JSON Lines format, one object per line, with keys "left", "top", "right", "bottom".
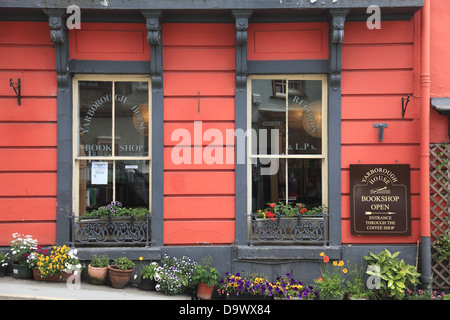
{"left": 139, "top": 257, "right": 143, "bottom": 261}
{"left": 338, "top": 261, "right": 344, "bottom": 267}
{"left": 342, "top": 268, "right": 348, "bottom": 274}
{"left": 320, "top": 252, "right": 324, "bottom": 257}
{"left": 333, "top": 261, "right": 338, "bottom": 266}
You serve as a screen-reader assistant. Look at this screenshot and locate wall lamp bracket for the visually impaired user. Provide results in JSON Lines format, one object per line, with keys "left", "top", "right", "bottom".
{"left": 374, "top": 123, "right": 388, "bottom": 142}
{"left": 402, "top": 94, "right": 410, "bottom": 119}
{"left": 9, "top": 78, "right": 21, "bottom": 106}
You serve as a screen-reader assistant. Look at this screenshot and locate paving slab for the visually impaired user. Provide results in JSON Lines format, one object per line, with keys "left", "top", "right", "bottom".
{"left": 0, "top": 276, "right": 191, "bottom": 300}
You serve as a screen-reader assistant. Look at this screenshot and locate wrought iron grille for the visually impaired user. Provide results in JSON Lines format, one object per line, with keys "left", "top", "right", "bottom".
{"left": 249, "top": 212, "right": 328, "bottom": 246}
{"left": 70, "top": 214, "right": 151, "bottom": 247}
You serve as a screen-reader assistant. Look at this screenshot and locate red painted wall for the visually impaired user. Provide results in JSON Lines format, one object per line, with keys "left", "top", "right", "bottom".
{"left": 248, "top": 22, "right": 329, "bottom": 60}
{"left": 430, "top": 0, "right": 450, "bottom": 142}
{"left": 69, "top": 23, "right": 150, "bottom": 61}
{"left": 162, "top": 23, "right": 236, "bottom": 245}
{"left": 341, "top": 19, "right": 421, "bottom": 244}
{"left": 0, "top": 22, "right": 57, "bottom": 246}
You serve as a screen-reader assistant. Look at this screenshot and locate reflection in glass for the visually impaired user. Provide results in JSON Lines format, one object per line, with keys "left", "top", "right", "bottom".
{"left": 287, "top": 80, "right": 322, "bottom": 155}
{"left": 252, "top": 158, "right": 285, "bottom": 211}
{"left": 78, "top": 81, "right": 113, "bottom": 157}
{"left": 115, "top": 160, "right": 149, "bottom": 208}
{"left": 114, "top": 82, "right": 149, "bottom": 157}
{"left": 287, "top": 159, "right": 322, "bottom": 208}
{"left": 78, "top": 160, "right": 113, "bottom": 215}
{"left": 251, "top": 79, "right": 285, "bottom": 155}
{"left": 252, "top": 158, "right": 322, "bottom": 211}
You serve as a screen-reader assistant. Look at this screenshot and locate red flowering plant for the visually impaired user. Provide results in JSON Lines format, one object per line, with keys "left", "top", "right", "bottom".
{"left": 313, "top": 252, "right": 347, "bottom": 299}
{"left": 255, "top": 202, "right": 326, "bottom": 219}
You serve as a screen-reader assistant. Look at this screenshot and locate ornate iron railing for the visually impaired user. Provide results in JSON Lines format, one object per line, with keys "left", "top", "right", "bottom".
{"left": 249, "top": 212, "right": 328, "bottom": 246}
{"left": 69, "top": 214, "right": 151, "bottom": 247}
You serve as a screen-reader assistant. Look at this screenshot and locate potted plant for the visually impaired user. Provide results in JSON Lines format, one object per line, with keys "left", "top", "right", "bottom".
{"left": 314, "top": 252, "right": 347, "bottom": 300}
{"left": 155, "top": 254, "right": 197, "bottom": 295}
{"left": 344, "top": 263, "right": 372, "bottom": 300}
{"left": 271, "top": 272, "right": 317, "bottom": 300}
{"left": 76, "top": 201, "right": 151, "bottom": 245}
{"left": 217, "top": 272, "right": 275, "bottom": 300}
{"left": 9, "top": 233, "right": 38, "bottom": 279}
{"left": 363, "top": 249, "right": 420, "bottom": 300}
{"left": 192, "top": 256, "right": 220, "bottom": 300}
{"left": 0, "top": 252, "right": 9, "bottom": 277}
{"left": 30, "top": 245, "right": 83, "bottom": 282}
{"left": 140, "top": 261, "right": 159, "bottom": 291}
{"left": 88, "top": 254, "right": 109, "bottom": 285}
{"left": 108, "top": 257, "right": 135, "bottom": 289}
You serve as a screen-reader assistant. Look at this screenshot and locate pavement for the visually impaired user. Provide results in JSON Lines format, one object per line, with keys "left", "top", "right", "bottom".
{"left": 0, "top": 276, "right": 191, "bottom": 300}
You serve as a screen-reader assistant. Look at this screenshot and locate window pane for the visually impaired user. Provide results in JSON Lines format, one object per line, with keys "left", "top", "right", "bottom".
{"left": 79, "top": 160, "right": 113, "bottom": 215}
{"left": 252, "top": 158, "right": 285, "bottom": 210}
{"left": 78, "top": 81, "right": 113, "bottom": 157}
{"left": 287, "top": 159, "right": 322, "bottom": 208}
{"left": 251, "top": 158, "right": 322, "bottom": 211}
{"left": 115, "top": 160, "right": 149, "bottom": 208}
{"left": 287, "top": 80, "right": 322, "bottom": 155}
{"left": 251, "top": 79, "right": 286, "bottom": 155}
{"left": 114, "top": 82, "right": 149, "bottom": 156}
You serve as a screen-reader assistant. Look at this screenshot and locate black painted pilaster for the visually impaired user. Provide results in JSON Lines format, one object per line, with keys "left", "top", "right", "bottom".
{"left": 45, "top": 9, "right": 72, "bottom": 245}
{"left": 142, "top": 10, "right": 164, "bottom": 247}
{"left": 328, "top": 9, "right": 349, "bottom": 246}
{"left": 232, "top": 10, "right": 252, "bottom": 245}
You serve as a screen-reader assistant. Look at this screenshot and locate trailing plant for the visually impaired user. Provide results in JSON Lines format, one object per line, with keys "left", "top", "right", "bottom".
{"left": 90, "top": 254, "right": 109, "bottom": 268}
{"left": 111, "top": 257, "right": 135, "bottom": 270}
{"left": 363, "top": 249, "right": 420, "bottom": 300}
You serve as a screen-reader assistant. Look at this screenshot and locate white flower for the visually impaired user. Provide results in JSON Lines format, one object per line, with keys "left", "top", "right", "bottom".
{"left": 155, "top": 284, "right": 161, "bottom": 291}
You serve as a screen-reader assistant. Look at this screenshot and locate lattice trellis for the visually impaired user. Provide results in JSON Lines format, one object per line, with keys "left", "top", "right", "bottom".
{"left": 430, "top": 143, "right": 450, "bottom": 290}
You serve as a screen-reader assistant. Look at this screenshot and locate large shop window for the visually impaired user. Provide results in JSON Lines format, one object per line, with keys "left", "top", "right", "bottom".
{"left": 72, "top": 76, "right": 151, "bottom": 245}
{"left": 248, "top": 75, "right": 328, "bottom": 244}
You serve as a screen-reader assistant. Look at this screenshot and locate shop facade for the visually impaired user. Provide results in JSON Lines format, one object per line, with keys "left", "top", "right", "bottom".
{"left": 0, "top": 0, "right": 447, "bottom": 288}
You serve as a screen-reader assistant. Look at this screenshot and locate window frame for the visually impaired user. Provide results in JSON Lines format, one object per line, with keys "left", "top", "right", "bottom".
{"left": 72, "top": 74, "right": 152, "bottom": 216}
{"left": 246, "top": 74, "right": 328, "bottom": 217}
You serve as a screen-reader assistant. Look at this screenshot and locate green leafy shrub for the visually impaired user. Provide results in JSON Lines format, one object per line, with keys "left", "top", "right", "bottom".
{"left": 363, "top": 249, "right": 420, "bottom": 300}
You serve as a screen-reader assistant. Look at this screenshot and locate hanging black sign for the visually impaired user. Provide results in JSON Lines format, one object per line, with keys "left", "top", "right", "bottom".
{"left": 350, "top": 164, "right": 411, "bottom": 236}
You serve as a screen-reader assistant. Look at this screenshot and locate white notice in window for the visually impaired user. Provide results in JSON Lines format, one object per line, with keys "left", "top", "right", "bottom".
{"left": 92, "top": 162, "right": 108, "bottom": 185}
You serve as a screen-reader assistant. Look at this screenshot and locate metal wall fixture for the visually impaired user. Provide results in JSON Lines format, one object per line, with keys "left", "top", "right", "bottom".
{"left": 9, "top": 78, "right": 21, "bottom": 106}
{"left": 402, "top": 94, "right": 410, "bottom": 119}
{"left": 373, "top": 123, "right": 388, "bottom": 142}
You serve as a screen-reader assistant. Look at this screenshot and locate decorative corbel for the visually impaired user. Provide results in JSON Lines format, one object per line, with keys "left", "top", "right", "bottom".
{"left": 44, "top": 9, "right": 70, "bottom": 91}
{"left": 328, "top": 9, "right": 349, "bottom": 91}
{"left": 232, "top": 10, "right": 252, "bottom": 92}
{"left": 142, "top": 10, "right": 163, "bottom": 92}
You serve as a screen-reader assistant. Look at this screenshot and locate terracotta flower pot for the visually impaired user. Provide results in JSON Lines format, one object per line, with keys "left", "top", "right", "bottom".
{"left": 88, "top": 264, "right": 108, "bottom": 285}
{"left": 197, "top": 283, "right": 215, "bottom": 300}
{"left": 108, "top": 265, "right": 134, "bottom": 289}
{"left": 32, "top": 268, "right": 80, "bottom": 282}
